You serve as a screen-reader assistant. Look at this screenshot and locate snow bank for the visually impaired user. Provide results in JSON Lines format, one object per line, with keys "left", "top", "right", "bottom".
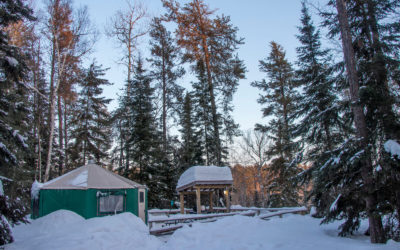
{"left": 384, "top": 140, "right": 400, "bottom": 158}
{"left": 7, "top": 210, "right": 161, "bottom": 250}
{"left": 162, "top": 214, "right": 399, "bottom": 250}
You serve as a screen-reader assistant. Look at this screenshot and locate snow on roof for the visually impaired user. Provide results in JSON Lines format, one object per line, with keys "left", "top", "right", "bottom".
{"left": 40, "top": 163, "right": 145, "bottom": 190}
{"left": 177, "top": 165, "right": 233, "bottom": 191}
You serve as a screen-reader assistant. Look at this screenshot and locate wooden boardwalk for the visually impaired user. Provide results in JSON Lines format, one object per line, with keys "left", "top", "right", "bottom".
{"left": 149, "top": 207, "right": 307, "bottom": 236}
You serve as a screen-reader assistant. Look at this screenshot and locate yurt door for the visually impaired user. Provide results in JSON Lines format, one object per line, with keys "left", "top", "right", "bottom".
{"left": 138, "top": 188, "right": 146, "bottom": 223}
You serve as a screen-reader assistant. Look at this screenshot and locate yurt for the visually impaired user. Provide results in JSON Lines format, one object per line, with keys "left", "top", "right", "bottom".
{"left": 31, "top": 163, "right": 148, "bottom": 223}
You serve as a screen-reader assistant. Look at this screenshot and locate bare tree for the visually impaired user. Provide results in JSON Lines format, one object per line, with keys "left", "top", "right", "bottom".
{"left": 105, "top": 0, "right": 147, "bottom": 85}
{"left": 239, "top": 129, "right": 270, "bottom": 207}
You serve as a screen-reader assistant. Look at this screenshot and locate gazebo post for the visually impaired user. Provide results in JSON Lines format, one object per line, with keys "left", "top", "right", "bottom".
{"left": 209, "top": 192, "right": 213, "bottom": 212}
{"left": 225, "top": 189, "right": 230, "bottom": 213}
{"left": 180, "top": 192, "right": 184, "bottom": 214}
{"left": 196, "top": 187, "right": 201, "bottom": 214}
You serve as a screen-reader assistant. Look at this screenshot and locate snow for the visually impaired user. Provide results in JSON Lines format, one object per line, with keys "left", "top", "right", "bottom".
{"left": 7, "top": 210, "right": 162, "bottom": 250}
{"left": 350, "top": 150, "right": 364, "bottom": 163}
{"left": 384, "top": 140, "right": 400, "bottom": 159}
{"left": 69, "top": 169, "right": 88, "bottom": 187}
{"left": 162, "top": 214, "right": 399, "bottom": 250}
{"left": 177, "top": 166, "right": 233, "bottom": 190}
{"left": 30, "top": 180, "right": 43, "bottom": 199}
{"left": 309, "top": 206, "right": 317, "bottom": 216}
{"left": 6, "top": 210, "right": 400, "bottom": 250}
{"left": 5, "top": 56, "right": 18, "bottom": 67}
{"left": 330, "top": 194, "right": 341, "bottom": 212}
{"left": 0, "top": 179, "right": 3, "bottom": 196}
{"left": 42, "top": 167, "right": 79, "bottom": 186}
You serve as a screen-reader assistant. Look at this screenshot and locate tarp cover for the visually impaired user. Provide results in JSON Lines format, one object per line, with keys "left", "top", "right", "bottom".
{"left": 41, "top": 163, "right": 145, "bottom": 190}
{"left": 177, "top": 166, "right": 233, "bottom": 190}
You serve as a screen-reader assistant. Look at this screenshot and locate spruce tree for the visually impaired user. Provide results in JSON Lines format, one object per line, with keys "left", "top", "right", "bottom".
{"left": 191, "top": 60, "right": 217, "bottom": 165}
{"left": 69, "top": 62, "right": 112, "bottom": 168}
{"left": 294, "top": 2, "right": 348, "bottom": 219}
{"left": 0, "top": 0, "right": 33, "bottom": 245}
{"left": 295, "top": 2, "right": 344, "bottom": 154}
{"left": 123, "top": 58, "right": 164, "bottom": 207}
{"left": 251, "top": 42, "right": 301, "bottom": 207}
{"left": 317, "top": 0, "right": 400, "bottom": 241}
{"left": 148, "top": 17, "right": 184, "bottom": 150}
{"left": 178, "top": 92, "right": 204, "bottom": 173}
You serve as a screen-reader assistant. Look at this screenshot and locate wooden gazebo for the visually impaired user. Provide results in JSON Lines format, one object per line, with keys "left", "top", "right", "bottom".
{"left": 176, "top": 166, "right": 233, "bottom": 214}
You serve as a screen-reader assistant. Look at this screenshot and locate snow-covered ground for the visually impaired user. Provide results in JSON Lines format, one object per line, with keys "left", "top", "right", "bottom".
{"left": 6, "top": 210, "right": 400, "bottom": 250}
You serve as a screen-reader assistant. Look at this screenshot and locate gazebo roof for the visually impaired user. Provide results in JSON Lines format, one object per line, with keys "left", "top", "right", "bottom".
{"left": 176, "top": 166, "right": 233, "bottom": 192}
{"left": 41, "top": 163, "right": 145, "bottom": 190}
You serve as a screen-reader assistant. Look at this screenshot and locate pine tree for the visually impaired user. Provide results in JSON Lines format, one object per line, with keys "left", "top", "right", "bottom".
{"left": 69, "top": 62, "right": 112, "bottom": 168}
{"left": 162, "top": 0, "right": 245, "bottom": 165}
{"left": 251, "top": 42, "right": 301, "bottom": 207}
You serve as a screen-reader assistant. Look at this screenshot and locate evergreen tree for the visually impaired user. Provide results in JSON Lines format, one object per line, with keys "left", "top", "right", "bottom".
{"left": 191, "top": 60, "right": 217, "bottom": 165}
{"left": 178, "top": 92, "right": 204, "bottom": 173}
{"left": 69, "top": 62, "right": 112, "bottom": 168}
{"left": 251, "top": 42, "right": 301, "bottom": 207}
{"left": 148, "top": 17, "right": 184, "bottom": 150}
{"left": 0, "top": 0, "right": 34, "bottom": 245}
{"left": 317, "top": 0, "right": 400, "bottom": 241}
{"left": 294, "top": 2, "right": 349, "bottom": 218}
{"left": 124, "top": 58, "right": 163, "bottom": 207}
{"left": 295, "top": 2, "right": 344, "bottom": 154}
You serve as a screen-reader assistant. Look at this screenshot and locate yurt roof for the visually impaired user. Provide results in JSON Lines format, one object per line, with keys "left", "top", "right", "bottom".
{"left": 176, "top": 165, "right": 233, "bottom": 191}
{"left": 41, "top": 163, "right": 145, "bottom": 190}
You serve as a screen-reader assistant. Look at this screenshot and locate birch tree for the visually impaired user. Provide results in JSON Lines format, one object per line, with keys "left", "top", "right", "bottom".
{"left": 43, "top": 0, "right": 95, "bottom": 181}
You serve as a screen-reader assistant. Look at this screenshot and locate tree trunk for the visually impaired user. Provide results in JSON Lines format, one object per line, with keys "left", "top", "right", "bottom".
{"left": 44, "top": 40, "right": 57, "bottom": 182}
{"left": 335, "top": 0, "right": 385, "bottom": 243}
{"left": 57, "top": 94, "right": 64, "bottom": 175}
{"left": 162, "top": 41, "right": 167, "bottom": 151}
{"left": 63, "top": 101, "right": 68, "bottom": 172}
{"left": 44, "top": 90, "right": 57, "bottom": 182}
{"left": 201, "top": 37, "right": 222, "bottom": 166}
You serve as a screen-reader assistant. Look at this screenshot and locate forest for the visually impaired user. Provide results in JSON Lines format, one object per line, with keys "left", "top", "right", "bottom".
{"left": 1, "top": 0, "right": 400, "bottom": 245}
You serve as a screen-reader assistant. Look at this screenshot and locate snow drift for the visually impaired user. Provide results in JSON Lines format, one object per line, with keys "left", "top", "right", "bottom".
{"left": 7, "top": 210, "right": 161, "bottom": 250}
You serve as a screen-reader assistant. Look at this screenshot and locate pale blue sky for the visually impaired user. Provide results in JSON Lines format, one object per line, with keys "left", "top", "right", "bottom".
{"left": 77, "top": 0, "right": 320, "bottom": 131}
